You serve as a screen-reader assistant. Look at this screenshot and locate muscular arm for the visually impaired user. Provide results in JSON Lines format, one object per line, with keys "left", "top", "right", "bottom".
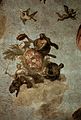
{"left": 46, "top": 37, "right": 59, "bottom": 49}
{"left": 50, "top": 42, "right": 59, "bottom": 49}
{"left": 47, "top": 53, "right": 56, "bottom": 58}
{"left": 25, "top": 34, "right": 33, "bottom": 43}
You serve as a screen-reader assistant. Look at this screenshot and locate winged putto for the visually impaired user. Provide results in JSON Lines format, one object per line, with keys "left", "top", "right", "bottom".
{"left": 56, "top": 5, "right": 77, "bottom": 21}
{"left": 20, "top": 8, "right": 38, "bottom": 24}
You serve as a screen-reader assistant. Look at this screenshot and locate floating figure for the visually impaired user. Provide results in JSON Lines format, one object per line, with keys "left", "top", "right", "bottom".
{"left": 9, "top": 74, "right": 44, "bottom": 97}
{"left": 20, "top": 8, "right": 38, "bottom": 24}
{"left": 9, "top": 76, "right": 33, "bottom": 97}
{"left": 16, "top": 33, "right": 59, "bottom": 58}
{"left": 33, "top": 33, "right": 59, "bottom": 57}
{"left": 56, "top": 5, "right": 77, "bottom": 21}
{"left": 8, "top": 61, "right": 64, "bottom": 97}
{"left": 76, "top": 24, "right": 81, "bottom": 50}
{"left": 6, "top": 63, "right": 44, "bottom": 97}
{"left": 44, "top": 62, "right": 64, "bottom": 81}
{"left": 40, "top": 0, "right": 46, "bottom": 4}
{"left": 72, "top": 107, "right": 81, "bottom": 120}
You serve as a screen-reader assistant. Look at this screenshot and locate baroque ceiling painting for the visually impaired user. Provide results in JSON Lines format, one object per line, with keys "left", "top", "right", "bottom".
{"left": 0, "top": 0, "right": 81, "bottom": 120}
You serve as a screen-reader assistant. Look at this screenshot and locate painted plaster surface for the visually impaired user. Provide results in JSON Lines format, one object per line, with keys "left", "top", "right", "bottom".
{"left": 0, "top": 0, "right": 81, "bottom": 120}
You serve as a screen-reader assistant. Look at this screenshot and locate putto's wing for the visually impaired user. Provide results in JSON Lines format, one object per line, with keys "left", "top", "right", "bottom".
{"left": 23, "top": 8, "right": 30, "bottom": 15}
{"left": 30, "top": 11, "right": 38, "bottom": 17}
{"left": 64, "top": 5, "right": 69, "bottom": 14}
{"left": 70, "top": 14, "right": 76, "bottom": 20}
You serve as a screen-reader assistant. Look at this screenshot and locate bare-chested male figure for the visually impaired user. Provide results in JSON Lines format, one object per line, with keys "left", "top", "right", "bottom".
{"left": 16, "top": 33, "right": 59, "bottom": 58}
{"left": 5, "top": 63, "right": 36, "bottom": 88}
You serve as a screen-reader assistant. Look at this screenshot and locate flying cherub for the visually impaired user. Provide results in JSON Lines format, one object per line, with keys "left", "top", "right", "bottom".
{"left": 40, "top": 0, "right": 46, "bottom": 4}
{"left": 20, "top": 8, "right": 38, "bottom": 24}
{"left": 56, "top": 5, "right": 77, "bottom": 21}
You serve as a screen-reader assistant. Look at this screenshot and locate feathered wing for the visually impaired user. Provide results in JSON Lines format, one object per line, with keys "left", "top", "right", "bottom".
{"left": 30, "top": 11, "right": 38, "bottom": 18}
{"left": 23, "top": 8, "right": 30, "bottom": 15}
{"left": 64, "top": 5, "right": 69, "bottom": 14}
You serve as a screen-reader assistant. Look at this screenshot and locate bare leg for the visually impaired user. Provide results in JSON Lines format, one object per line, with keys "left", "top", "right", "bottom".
{"left": 30, "top": 80, "right": 37, "bottom": 88}
{"left": 57, "top": 17, "right": 68, "bottom": 21}
{"left": 29, "top": 76, "right": 38, "bottom": 88}
{"left": 56, "top": 12, "right": 63, "bottom": 18}
{"left": 16, "top": 87, "right": 20, "bottom": 97}
{"left": 57, "top": 18, "right": 65, "bottom": 21}
{"left": 56, "top": 13, "right": 69, "bottom": 21}
{"left": 50, "top": 42, "right": 59, "bottom": 49}
{"left": 31, "top": 17, "right": 37, "bottom": 22}
{"left": 26, "top": 76, "right": 37, "bottom": 88}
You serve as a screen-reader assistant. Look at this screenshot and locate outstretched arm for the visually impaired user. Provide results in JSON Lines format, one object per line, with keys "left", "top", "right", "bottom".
{"left": 5, "top": 71, "right": 14, "bottom": 78}
{"left": 50, "top": 42, "right": 59, "bottom": 49}
{"left": 16, "top": 33, "right": 33, "bottom": 43}
{"left": 45, "top": 37, "right": 59, "bottom": 49}
{"left": 25, "top": 34, "right": 33, "bottom": 43}
{"left": 47, "top": 54, "right": 56, "bottom": 58}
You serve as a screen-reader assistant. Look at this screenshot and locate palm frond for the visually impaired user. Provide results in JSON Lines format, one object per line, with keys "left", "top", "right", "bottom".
{"left": 3, "top": 44, "right": 24, "bottom": 60}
